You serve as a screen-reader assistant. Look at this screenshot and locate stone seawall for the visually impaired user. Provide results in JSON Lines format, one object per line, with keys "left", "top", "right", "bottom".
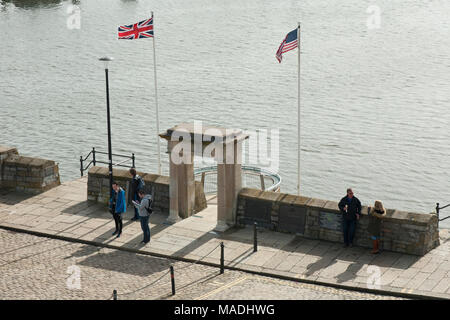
{"left": 0, "top": 145, "right": 60, "bottom": 193}
{"left": 87, "top": 166, "right": 207, "bottom": 215}
{"left": 237, "top": 188, "right": 439, "bottom": 256}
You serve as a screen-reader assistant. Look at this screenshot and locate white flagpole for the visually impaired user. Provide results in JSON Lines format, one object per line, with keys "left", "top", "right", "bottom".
{"left": 297, "top": 22, "right": 301, "bottom": 195}
{"left": 151, "top": 11, "right": 162, "bottom": 175}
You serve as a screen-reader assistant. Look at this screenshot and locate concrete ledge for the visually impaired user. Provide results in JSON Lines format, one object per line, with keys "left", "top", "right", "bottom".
{"left": 4, "top": 155, "right": 55, "bottom": 168}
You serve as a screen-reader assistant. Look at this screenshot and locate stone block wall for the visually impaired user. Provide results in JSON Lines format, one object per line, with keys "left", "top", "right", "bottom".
{"left": 0, "top": 146, "right": 18, "bottom": 188}
{"left": 87, "top": 166, "right": 207, "bottom": 215}
{"left": 0, "top": 145, "right": 60, "bottom": 193}
{"left": 237, "top": 188, "right": 440, "bottom": 256}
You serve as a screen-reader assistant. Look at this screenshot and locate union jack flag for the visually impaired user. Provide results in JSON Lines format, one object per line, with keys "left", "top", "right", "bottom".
{"left": 275, "top": 28, "right": 298, "bottom": 63}
{"left": 118, "top": 17, "right": 153, "bottom": 39}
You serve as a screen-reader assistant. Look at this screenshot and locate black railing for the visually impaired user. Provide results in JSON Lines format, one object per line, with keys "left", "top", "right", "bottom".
{"left": 435, "top": 203, "right": 450, "bottom": 225}
{"left": 80, "top": 147, "right": 135, "bottom": 176}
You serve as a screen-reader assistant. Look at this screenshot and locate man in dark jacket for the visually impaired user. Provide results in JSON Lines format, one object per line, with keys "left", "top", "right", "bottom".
{"left": 338, "top": 188, "right": 361, "bottom": 247}
{"left": 129, "top": 168, "right": 144, "bottom": 221}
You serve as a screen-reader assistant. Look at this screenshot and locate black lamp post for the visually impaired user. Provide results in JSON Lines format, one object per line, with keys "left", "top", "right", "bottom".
{"left": 99, "top": 56, "right": 114, "bottom": 200}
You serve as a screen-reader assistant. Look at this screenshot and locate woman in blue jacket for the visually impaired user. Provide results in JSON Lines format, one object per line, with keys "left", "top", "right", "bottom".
{"left": 110, "top": 182, "right": 126, "bottom": 238}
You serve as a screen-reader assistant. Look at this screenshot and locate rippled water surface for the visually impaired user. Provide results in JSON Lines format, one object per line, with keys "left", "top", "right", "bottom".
{"left": 1, "top": 0, "right": 450, "bottom": 227}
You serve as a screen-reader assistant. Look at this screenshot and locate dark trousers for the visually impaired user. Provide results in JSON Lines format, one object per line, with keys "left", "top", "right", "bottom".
{"left": 113, "top": 212, "right": 123, "bottom": 234}
{"left": 140, "top": 216, "right": 150, "bottom": 243}
{"left": 133, "top": 193, "right": 140, "bottom": 219}
{"left": 343, "top": 219, "right": 356, "bottom": 245}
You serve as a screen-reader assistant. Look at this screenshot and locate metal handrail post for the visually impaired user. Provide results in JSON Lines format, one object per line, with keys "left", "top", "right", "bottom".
{"left": 220, "top": 242, "right": 224, "bottom": 274}
{"left": 170, "top": 266, "right": 175, "bottom": 295}
{"left": 253, "top": 222, "right": 258, "bottom": 252}
{"left": 436, "top": 203, "right": 440, "bottom": 228}
{"left": 92, "top": 147, "right": 96, "bottom": 166}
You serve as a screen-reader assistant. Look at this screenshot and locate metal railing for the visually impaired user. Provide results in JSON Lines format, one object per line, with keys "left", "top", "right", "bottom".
{"left": 435, "top": 203, "right": 450, "bottom": 226}
{"left": 79, "top": 147, "right": 135, "bottom": 176}
{"left": 194, "top": 165, "right": 281, "bottom": 194}
{"left": 109, "top": 242, "right": 225, "bottom": 300}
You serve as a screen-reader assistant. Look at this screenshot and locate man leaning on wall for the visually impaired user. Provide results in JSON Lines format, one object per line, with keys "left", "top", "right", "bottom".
{"left": 338, "top": 188, "right": 362, "bottom": 248}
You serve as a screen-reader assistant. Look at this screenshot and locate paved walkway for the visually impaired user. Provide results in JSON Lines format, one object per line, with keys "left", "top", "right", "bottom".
{"left": 0, "top": 177, "right": 449, "bottom": 299}
{"left": 0, "top": 230, "right": 402, "bottom": 300}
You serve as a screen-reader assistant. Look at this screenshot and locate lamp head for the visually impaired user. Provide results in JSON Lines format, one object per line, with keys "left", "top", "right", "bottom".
{"left": 99, "top": 56, "right": 114, "bottom": 69}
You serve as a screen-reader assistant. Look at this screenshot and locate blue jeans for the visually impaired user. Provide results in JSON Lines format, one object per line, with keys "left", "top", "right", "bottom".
{"left": 133, "top": 193, "right": 140, "bottom": 219}
{"left": 343, "top": 219, "right": 356, "bottom": 245}
{"left": 140, "top": 216, "right": 150, "bottom": 243}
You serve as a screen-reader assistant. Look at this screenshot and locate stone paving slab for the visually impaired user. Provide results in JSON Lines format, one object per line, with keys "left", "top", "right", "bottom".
{"left": 0, "top": 230, "right": 405, "bottom": 300}
{"left": 0, "top": 177, "right": 449, "bottom": 299}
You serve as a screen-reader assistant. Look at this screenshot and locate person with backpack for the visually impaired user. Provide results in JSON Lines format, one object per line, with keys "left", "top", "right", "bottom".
{"left": 132, "top": 189, "right": 153, "bottom": 244}
{"left": 129, "top": 168, "right": 145, "bottom": 221}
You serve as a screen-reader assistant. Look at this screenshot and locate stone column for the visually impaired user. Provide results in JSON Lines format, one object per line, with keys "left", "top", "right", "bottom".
{"left": 166, "top": 140, "right": 196, "bottom": 223}
{"left": 167, "top": 140, "right": 181, "bottom": 224}
{"left": 215, "top": 140, "right": 243, "bottom": 232}
{"left": 177, "top": 152, "right": 195, "bottom": 219}
{"left": 216, "top": 162, "right": 227, "bottom": 231}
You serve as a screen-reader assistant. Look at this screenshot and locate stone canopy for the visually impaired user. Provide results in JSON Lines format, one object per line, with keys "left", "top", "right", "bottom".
{"left": 159, "top": 123, "right": 249, "bottom": 231}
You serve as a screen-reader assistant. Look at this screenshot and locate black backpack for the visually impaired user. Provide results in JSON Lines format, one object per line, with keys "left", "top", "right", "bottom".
{"left": 145, "top": 197, "right": 153, "bottom": 215}
{"left": 136, "top": 175, "right": 145, "bottom": 192}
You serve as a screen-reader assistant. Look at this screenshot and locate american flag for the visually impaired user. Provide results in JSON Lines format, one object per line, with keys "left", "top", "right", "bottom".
{"left": 275, "top": 28, "right": 298, "bottom": 63}
{"left": 118, "top": 17, "right": 153, "bottom": 39}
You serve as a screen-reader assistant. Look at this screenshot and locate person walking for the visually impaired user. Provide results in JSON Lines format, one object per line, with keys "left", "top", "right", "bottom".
{"left": 132, "top": 189, "right": 153, "bottom": 244}
{"left": 129, "top": 168, "right": 145, "bottom": 221}
{"left": 338, "top": 188, "right": 362, "bottom": 247}
{"left": 368, "top": 200, "right": 386, "bottom": 254}
{"left": 109, "top": 182, "right": 126, "bottom": 238}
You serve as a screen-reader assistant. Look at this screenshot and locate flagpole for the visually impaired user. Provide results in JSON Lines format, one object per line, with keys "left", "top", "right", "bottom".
{"left": 152, "top": 11, "right": 162, "bottom": 175}
{"left": 297, "top": 22, "right": 301, "bottom": 196}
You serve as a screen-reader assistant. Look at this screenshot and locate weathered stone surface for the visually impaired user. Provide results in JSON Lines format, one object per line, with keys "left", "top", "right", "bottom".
{"left": 306, "top": 198, "right": 327, "bottom": 209}
{"left": 323, "top": 200, "right": 339, "bottom": 211}
{"left": 293, "top": 196, "right": 310, "bottom": 206}
{"left": 87, "top": 166, "right": 206, "bottom": 216}
{"left": 194, "top": 181, "right": 207, "bottom": 213}
{"left": 239, "top": 188, "right": 264, "bottom": 199}
{"left": 0, "top": 145, "right": 18, "bottom": 155}
{"left": 237, "top": 188, "right": 440, "bottom": 256}
{"left": 0, "top": 146, "right": 60, "bottom": 193}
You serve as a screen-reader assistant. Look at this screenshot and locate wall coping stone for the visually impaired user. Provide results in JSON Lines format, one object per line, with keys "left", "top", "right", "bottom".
{"left": 87, "top": 166, "right": 103, "bottom": 175}
{"left": 305, "top": 198, "right": 327, "bottom": 209}
{"left": 88, "top": 166, "right": 170, "bottom": 186}
{"left": 141, "top": 173, "right": 159, "bottom": 183}
{"left": 257, "top": 190, "right": 284, "bottom": 202}
{"left": 239, "top": 188, "right": 264, "bottom": 199}
{"left": 154, "top": 175, "right": 170, "bottom": 185}
{"left": 293, "top": 196, "right": 311, "bottom": 206}
{"left": 0, "top": 145, "right": 18, "bottom": 154}
{"left": 277, "top": 194, "right": 297, "bottom": 205}
{"left": 238, "top": 188, "right": 437, "bottom": 226}
{"left": 4, "top": 155, "right": 55, "bottom": 168}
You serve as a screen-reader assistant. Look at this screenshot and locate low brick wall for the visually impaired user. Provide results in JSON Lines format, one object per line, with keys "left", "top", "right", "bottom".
{"left": 87, "top": 166, "right": 207, "bottom": 215}
{"left": 237, "top": 188, "right": 440, "bottom": 256}
{"left": 0, "top": 145, "right": 60, "bottom": 193}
